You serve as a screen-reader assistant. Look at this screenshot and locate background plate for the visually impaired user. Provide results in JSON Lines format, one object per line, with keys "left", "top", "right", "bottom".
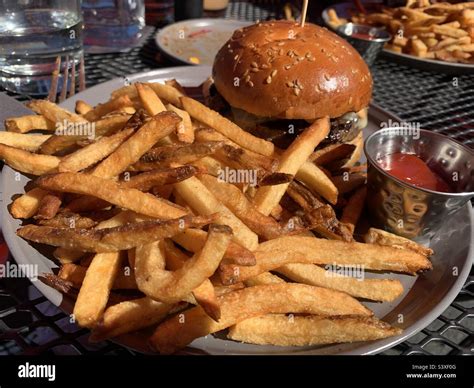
{"left": 1, "top": 66, "right": 472, "bottom": 354}
{"left": 155, "top": 19, "right": 251, "bottom": 66}
{"left": 321, "top": 2, "right": 474, "bottom": 74}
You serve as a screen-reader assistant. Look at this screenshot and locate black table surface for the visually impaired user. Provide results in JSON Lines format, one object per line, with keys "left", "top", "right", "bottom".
{"left": 0, "top": 0, "right": 472, "bottom": 356}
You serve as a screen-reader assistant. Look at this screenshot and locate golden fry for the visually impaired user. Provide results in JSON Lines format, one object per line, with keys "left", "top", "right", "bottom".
{"left": 92, "top": 111, "right": 180, "bottom": 179}
{"left": 276, "top": 263, "right": 403, "bottom": 302}
{"left": 166, "top": 103, "right": 194, "bottom": 143}
{"left": 150, "top": 283, "right": 372, "bottom": 354}
{"left": 181, "top": 96, "right": 274, "bottom": 156}
{"left": 90, "top": 297, "right": 174, "bottom": 342}
{"left": 135, "top": 224, "right": 231, "bottom": 304}
{"left": 10, "top": 188, "right": 49, "bottom": 219}
{"left": 0, "top": 144, "right": 60, "bottom": 175}
{"left": 171, "top": 228, "right": 256, "bottom": 266}
{"left": 174, "top": 176, "right": 258, "bottom": 250}
{"left": 17, "top": 215, "right": 215, "bottom": 252}
{"left": 253, "top": 117, "right": 330, "bottom": 215}
{"left": 36, "top": 172, "right": 188, "bottom": 219}
{"left": 0, "top": 132, "right": 51, "bottom": 151}
{"left": 228, "top": 315, "right": 402, "bottom": 346}
{"left": 136, "top": 83, "right": 167, "bottom": 115}
{"left": 58, "top": 128, "right": 134, "bottom": 172}
{"left": 295, "top": 162, "right": 338, "bottom": 204}
{"left": 5, "top": 115, "right": 56, "bottom": 133}
{"left": 219, "top": 236, "right": 432, "bottom": 284}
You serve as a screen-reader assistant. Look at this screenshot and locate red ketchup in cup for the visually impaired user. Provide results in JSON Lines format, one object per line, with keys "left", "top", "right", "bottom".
{"left": 349, "top": 32, "right": 375, "bottom": 40}
{"left": 377, "top": 152, "right": 453, "bottom": 193}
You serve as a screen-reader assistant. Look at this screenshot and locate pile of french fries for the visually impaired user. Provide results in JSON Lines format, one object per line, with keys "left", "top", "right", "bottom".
{"left": 0, "top": 78, "right": 433, "bottom": 354}
{"left": 328, "top": 1, "right": 474, "bottom": 64}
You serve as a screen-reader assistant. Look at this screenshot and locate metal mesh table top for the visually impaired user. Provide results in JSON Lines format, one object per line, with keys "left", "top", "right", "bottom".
{"left": 0, "top": 0, "right": 473, "bottom": 356}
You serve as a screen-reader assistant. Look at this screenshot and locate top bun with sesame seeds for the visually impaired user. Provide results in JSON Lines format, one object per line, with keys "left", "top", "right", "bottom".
{"left": 212, "top": 20, "right": 372, "bottom": 120}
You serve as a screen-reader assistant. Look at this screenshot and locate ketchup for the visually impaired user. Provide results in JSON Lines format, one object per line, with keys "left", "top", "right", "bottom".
{"left": 349, "top": 32, "right": 375, "bottom": 40}
{"left": 377, "top": 153, "right": 452, "bottom": 192}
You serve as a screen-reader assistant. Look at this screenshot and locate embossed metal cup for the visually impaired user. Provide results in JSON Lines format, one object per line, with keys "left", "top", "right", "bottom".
{"left": 365, "top": 128, "right": 474, "bottom": 241}
{"left": 337, "top": 23, "right": 391, "bottom": 66}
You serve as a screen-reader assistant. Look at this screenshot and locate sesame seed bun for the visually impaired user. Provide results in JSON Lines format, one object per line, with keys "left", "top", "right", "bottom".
{"left": 212, "top": 20, "right": 372, "bottom": 120}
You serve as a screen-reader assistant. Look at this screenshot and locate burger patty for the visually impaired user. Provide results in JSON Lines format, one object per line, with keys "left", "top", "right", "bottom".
{"left": 205, "top": 82, "right": 363, "bottom": 149}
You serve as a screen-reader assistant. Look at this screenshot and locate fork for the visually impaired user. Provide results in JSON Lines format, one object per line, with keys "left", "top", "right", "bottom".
{"left": 47, "top": 55, "right": 86, "bottom": 103}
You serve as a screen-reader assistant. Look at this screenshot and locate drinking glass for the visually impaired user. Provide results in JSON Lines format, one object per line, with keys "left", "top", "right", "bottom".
{"left": 0, "top": 0, "right": 83, "bottom": 95}
{"left": 82, "top": 0, "right": 145, "bottom": 52}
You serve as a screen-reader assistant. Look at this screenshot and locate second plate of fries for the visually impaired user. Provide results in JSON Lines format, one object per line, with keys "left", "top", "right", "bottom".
{"left": 324, "top": 1, "right": 474, "bottom": 73}
{"left": 0, "top": 66, "right": 472, "bottom": 355}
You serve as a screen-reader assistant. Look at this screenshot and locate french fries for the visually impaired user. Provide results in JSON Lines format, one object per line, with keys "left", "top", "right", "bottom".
{"left": 27, "top": 100, "right": 88, "bottom": 125}
{"left": 73, "top": 251, "right": 122, "bottom": 328}
{"left": 253, "top": 117, "right": 330, "bottom": 216}
{"left": 90, "top": 298, "right": 175, "bottom": 342}
{"left": 0, "top": 132, "right": 51, "bottom": 151}
{"left": 62, "top": 166, "right": 201, "bottom": 214}
{"left": 331, "top": 173, "right": 366, "bottom": 195}
{"left": 10, "top": 188, "right": 49, "bottom": 219}
{"left": 163, "top": 239, "right": 220, "bottom": 320}
{"left": 181, "top": 96, "right": 274, "bottom": 156}
{"left": 295, "top": 162, "right": 339, "bottom": 204}
{"left": 171, "top": 228, "right": 256, "bottom": 266}
{"left": 83, "top": 95, "right": 134, "bottom": 122}
{"left": 150, "top": 283, "right": 372, "bottom": 354}
{"left": 166, "top": 104, "right": 194, "bottom": 143}
{"left": 35, "top": 192, "right": 63, "bottom": 220}
{"left": 58, "top": 263, "right": 137, "bottom": 289}
{"left": 5, "top": 115, "right": 55, "bottom": 133}
{"left": 17, "top": 215, "right": 215, "bottom": 252}
{"left": 219, "top": 236, "right": 432, "bottom": 285}
{"left": 37, "top": 114, "right": 131, "bottom": 156}
{"left": 135, "top": 224, "right": 231, "bottom": 304}
{"left": 92, "top": 111, "right": 181, "bottom": 179}
{"left": 341, "top": 186, "right": 367, "bottom": 234}
{"left": 149, "top": 82, "right": 186, "bottom": 107}
{"left": 244, "top": 272, "right": 285, "bottom": 287}
{"left": 36, "top": 172, "right": 188, "bottom": 219}
{"left": 39, "top": 212, "right": 97, "bottom": 229}
{"left": 173, "top": 176, "right": 259, "bottom": 250}
{"left": 228, "top": 315, "right": 402, "bottom": 346}
{"left": 335, "top": 0, "right": 474, "bottom": 64}
{"left": 275, "top": 264, "right": 404, "bottom": 302}
{"left": 132, "top": 141, "right": 223, "bottom": 170}
{"left": 0, "top": 144, "right": 60, "bottom": 175}
{"left": 136, "top": 83, "right": 167, "bottom": 115}
{"left": 75, "top": 100, "right": 93, "bottom": 115}
{"left": 58, "top": 127, "right": 134, "bottom": 172}
{"left": 2, "top": 78, "right": 435, "bottom": 354}
{"left": 199, "top": 174, "right": 288, "bottom": 240}
{"left": 365, "top": 227, "right": 434, "bottom": 257}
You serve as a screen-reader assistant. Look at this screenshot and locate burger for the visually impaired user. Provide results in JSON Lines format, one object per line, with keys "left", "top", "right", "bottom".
{"left": 206, "top": 20, "right": 372, "bottom": 166}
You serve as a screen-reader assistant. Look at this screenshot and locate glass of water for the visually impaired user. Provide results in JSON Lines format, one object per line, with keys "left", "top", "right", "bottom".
{"left": 82, "top": 0, "right": 145, "bottom": 52}
{"left": 0, "top": 0, "right": 83, "bottom": 95}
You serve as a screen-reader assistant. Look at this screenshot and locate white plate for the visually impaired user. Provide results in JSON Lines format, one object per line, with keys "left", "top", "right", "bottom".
{"left": 1, "top": 66, "right": 472, "bottom": 354}
{"left": 155, "top": 18, "right": 251, "bottom": 66}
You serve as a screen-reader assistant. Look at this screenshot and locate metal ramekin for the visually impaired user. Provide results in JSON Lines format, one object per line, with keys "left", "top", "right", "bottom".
{"left": 364, "top": 127, "right": 474, "bottom": 241}
{"left": 337, "top": 23, "right": 391, "bottom": 66}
